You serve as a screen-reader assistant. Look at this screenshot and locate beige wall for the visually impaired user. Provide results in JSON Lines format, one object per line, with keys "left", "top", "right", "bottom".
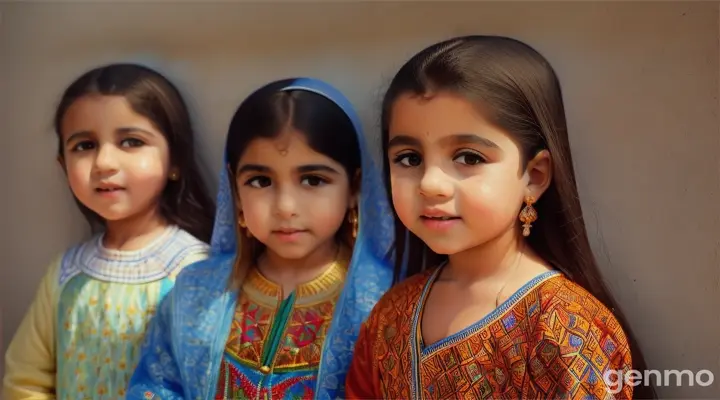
{"left": 1, "top": 2, "right": 718, "bottom": 398}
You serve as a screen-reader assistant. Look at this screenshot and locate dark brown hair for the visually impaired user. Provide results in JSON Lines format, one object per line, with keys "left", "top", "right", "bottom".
{"left": 54, "top": 63, "right": 215, "bottom": 243}
{"left": 381, "top": 35, "right": 656, "bottom": 399}
{"left": 225, "top": 78, "right": 361, "bottom": 287}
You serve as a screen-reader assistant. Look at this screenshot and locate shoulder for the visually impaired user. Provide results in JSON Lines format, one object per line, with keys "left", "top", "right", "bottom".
{"left": 535, "top": 274, "right": 625, "bottom": 337}
{"left": 161, "top": 227, "right": 210, "bottom": 276}
{"left": 366, "top": 268, "right": 436, "bottom": 325}
{"left": 168, "top": 228, "right": 210, "bottom": 260}
{"left": 528, "top": 273, "right": 633, "bottom": 397}
{"left": 56, "top": 236, "right": 99, "bottom": 286}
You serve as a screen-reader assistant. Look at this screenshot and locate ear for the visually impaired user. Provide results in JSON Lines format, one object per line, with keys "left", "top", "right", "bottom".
{"left": 56, "top": 155, "right": 67, "bottom": 174}
{"left": 524, "top": 150, "right": 552, "bottom": 200}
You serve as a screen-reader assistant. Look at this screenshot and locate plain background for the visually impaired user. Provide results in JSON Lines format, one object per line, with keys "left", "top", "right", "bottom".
{"left": 1, "top": 2, "right": 718, "bottom": 398}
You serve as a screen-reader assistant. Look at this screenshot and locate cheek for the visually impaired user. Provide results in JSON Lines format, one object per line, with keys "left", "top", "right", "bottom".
{"left": 125, "top": 152, "right": 169, "bottom": 183}
{"left": 306, "top": 188, "right": 348, "bottom": 230}
{"left": 64, "top": 159, "right": 92, "bottom": 192}
{"left": 390, "top": 174, "right": 416, "bottom": 225}
{"left": 457, "top": 175, "right": 523, "bottom": 225}
{"left": 237, "top": 190, "right": 267, "bottom": 229}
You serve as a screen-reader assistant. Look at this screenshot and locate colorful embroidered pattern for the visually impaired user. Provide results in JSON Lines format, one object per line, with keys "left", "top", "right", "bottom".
{"left": 347, "top": 269, "right": 633, "bottom": 400}
{"left": 216, "top": 255, "right": 347, "bottom": 399}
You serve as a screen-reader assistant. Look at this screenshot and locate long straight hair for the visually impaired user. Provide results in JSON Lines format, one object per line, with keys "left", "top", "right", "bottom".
{"left": 381, "top": 35, "right": 656, "bottom": 399}
{"left": 53, "top": 63, "right": 216, "bottom": 243}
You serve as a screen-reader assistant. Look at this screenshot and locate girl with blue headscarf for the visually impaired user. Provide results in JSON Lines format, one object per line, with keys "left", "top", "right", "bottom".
{"left": 126, "top": 78, "right": 394, "bottom": 400}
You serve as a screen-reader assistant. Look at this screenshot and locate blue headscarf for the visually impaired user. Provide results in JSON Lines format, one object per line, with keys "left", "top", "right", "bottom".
{"left": 209, "top": 77, "right": 394, "bottom": 399}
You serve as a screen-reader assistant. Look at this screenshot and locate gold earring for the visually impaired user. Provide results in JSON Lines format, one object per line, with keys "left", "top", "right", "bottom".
{"left": 348, "top": 208, "right": 358, "bottom": 239}
{"left": 237, "top": 212, "right": 252, "bottom": 238}
{"left": 169, "top": 171, "right": 179, "bottom": 181}
{"left": 518, "top": 196, "right": 538, "bottom": 237}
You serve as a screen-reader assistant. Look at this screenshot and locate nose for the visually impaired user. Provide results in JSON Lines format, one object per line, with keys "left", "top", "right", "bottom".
{"left": 419, "top": 166, "right": 454, "bottom": 198}
{"left": 274, "top": 185, "right": 298, "bottom": 219}
{"left": 92, "top": 144, "right": 119, "bottom": 175}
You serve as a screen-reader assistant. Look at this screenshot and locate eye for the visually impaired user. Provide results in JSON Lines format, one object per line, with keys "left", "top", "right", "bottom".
{"left": 245, "top": 176, "right": 272, "bottom": 188}
{"left": 454, "top": 151, "right": 485, "bottom": 166}
{"left": 301, "top": 175, "right": 329, "bottom": 187}
{"left": 393, "top": 152, "right": 422, "bottom": 167}
{"left": 120, "top": 138, "right": 145, "bottom": 148}
{"left": 70, "top": 140, "right": 96, "bottom": 152}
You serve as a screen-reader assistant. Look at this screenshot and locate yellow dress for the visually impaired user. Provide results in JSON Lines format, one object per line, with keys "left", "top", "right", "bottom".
{"left": 3, "top": 225, "right": 208, "bottom": 400}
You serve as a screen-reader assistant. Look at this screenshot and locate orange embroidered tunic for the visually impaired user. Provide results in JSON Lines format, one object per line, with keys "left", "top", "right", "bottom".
{"left": 215, "top": 250, "right": 349, "bottom": 400}
{"left": 346, "top": 268, "right": 633, "bottom": 399}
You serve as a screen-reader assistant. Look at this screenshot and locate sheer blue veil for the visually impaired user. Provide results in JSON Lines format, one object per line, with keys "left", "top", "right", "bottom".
{"left": 208, "top": 78, "right": 394, "bottom": 399}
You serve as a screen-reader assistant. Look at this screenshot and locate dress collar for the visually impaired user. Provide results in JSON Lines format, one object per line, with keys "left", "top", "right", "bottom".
{"left": 242, "top": 245, "right": 350, "bottom": 307}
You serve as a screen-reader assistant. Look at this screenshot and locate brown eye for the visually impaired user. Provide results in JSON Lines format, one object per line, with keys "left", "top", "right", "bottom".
{"left": 246, "top": 176, "right": 272, "bottom": 188}
{"left": 454, "top": 152, "right": 485, "bottom": 165}
{"left": 394, "top": 153, "right": 422, "bottom": 167}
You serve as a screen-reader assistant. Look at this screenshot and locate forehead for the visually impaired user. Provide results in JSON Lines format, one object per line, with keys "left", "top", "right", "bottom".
{"left": 61, "top": 95, "right": 155, "bottom": 136}
{"left": 388, "top": 92, "right": 506, "bottom": 144}
{"left": 238, "top": 128, "right": 340, "bottom": 168}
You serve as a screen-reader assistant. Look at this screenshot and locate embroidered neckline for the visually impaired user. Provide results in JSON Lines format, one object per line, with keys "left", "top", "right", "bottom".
{"left": 243, "top": 245, "right": 350, "bottom": 307}
{"left": 94, "top": 224, "right": 180, "bottom": 261}
{"left": 59, "top": 225, "right": 207, "bottom": 285}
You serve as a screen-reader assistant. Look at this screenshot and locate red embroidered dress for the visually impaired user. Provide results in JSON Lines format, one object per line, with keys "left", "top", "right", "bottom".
{"left": 346, "top": 267, "right": 633, "bottom": 399}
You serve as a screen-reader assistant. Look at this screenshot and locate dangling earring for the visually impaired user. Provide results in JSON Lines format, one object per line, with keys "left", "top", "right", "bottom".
{"left": 518, "top": 196, "right": 538, "bottom": 237}
{"left": 169, "top": 171, "right": 179, "bottom": 181}
{"left": 237, "top": 211, "right": 252, "bottom": 238}
{"left": 348, "top": 208, "right": 358, "bottom": 239}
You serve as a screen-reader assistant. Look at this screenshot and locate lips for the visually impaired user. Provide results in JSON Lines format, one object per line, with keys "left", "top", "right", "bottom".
{"left": 421, "top": 209, "right": 460, "bottom": 220}
{"left": 95, "top": 183, "right": 125, "bottom": 193}
{"left": 273, "top": 228, "right": 306, "bottom": 234}
{"left": 421, "top": 215, "right": 460, "bottom": 221}
{"left": 96, "top": 187, "right": 124, "bottom": 192}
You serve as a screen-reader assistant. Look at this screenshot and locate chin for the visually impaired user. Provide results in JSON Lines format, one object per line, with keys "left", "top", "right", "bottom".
{"left": 267, "top": 245, "right": 314, "bottom": 261}
{"left": 419, "top": 237, "right": 472, "bottom": 256}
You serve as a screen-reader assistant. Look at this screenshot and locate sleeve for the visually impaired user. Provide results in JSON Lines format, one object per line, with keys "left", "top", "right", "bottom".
{"left": 2, "top": 257, "right": 61, "bottom": 400}
{"left": 345, "top": 317, "right": 383, "bottom": 399}
{"left": 527, "top": 305, "right": 634, "bottom": 400}
{"left": 125, "top": 289, "right": 184, "bottom": 400}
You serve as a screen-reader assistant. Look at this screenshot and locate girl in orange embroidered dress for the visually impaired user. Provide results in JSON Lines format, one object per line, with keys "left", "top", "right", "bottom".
{"left": 345, "top": 35, "right": 656, "bottom": 400}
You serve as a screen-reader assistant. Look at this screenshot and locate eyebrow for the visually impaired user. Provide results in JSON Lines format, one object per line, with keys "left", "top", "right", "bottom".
{"left": 388, "top": 133, "right": 499, "bottom": 150}
{"left": 236, "top": 164, "right": 340, "bottom": 175}
{"left": 387, "top": 135, "right": 421, "bottom": 148}
{"left": 65, "top": 131, "right": 92, "bottom": 145}
{"left": 237, "top": 164, "right": 271, "bottom": 175}
{"left": 64, "top": 126, "right": 157, "bottom": 145}
{"left": 296, "top": 164, "right": 340, "bottom": 174}
{"left": 440, "top": 133, "right": 500, "bottom": 149}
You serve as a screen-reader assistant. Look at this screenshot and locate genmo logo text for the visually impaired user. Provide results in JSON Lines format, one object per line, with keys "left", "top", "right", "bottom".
{"left": 603, "top": 369, "right": 714, "bottom": 394}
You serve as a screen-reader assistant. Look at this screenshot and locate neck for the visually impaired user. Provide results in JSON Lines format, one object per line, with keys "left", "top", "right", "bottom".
{"left": 103, "top": 206, "right": 168, "bottom": 251}
{"left": 258, "top": 239, "right": 340, "bottom": 290}
{"left": 445, "top": 225, "right": 523, "bottom": 283}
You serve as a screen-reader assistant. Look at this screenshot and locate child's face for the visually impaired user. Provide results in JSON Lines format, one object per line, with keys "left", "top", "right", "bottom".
{"left": 59, "top": 95, "right": 172, "bottom": 223}
{"left": 234, "top": 129, "right": 354, "bottom": 260}
{"left": 387, "top": 92, "right": 550, "bottom": 255}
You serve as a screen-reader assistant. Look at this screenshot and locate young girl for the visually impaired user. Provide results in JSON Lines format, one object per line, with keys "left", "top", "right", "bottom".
{"left": 126, "top": 77, "right": 394, "bottom": 400}
{"left": 2, "top": 63, "right": 216, "bottom": 399}
{"left": 346, "top": 35, "right": 656, "bottom": 399}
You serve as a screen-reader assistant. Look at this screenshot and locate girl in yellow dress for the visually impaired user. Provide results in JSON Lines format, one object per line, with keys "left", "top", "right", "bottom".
{"left": 3, "top": 63, "right": 215, "bottom": 400}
